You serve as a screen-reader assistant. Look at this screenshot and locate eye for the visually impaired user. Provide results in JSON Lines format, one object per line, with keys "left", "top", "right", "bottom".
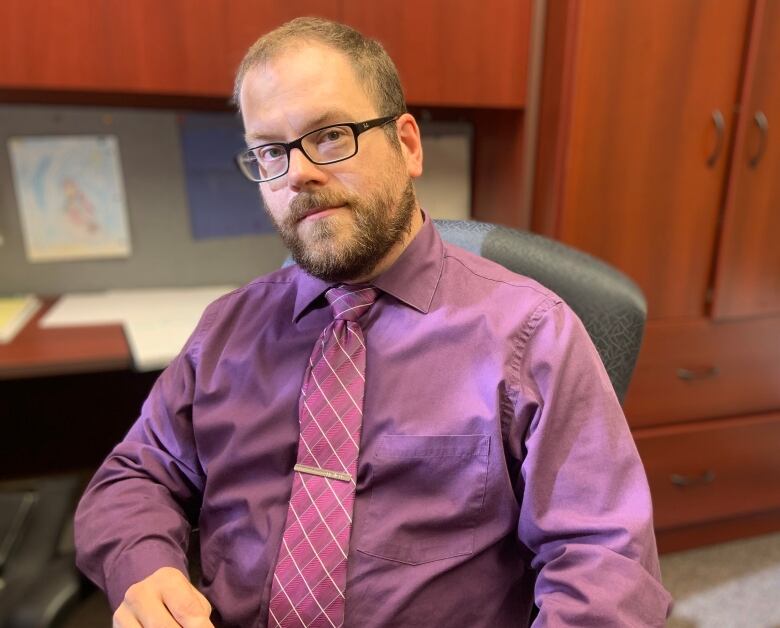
{"left": 256, "top": 145, "right": 285, "bottom": 162}
{"left": 315, "top": 126, "right": 350, "bottom": 145}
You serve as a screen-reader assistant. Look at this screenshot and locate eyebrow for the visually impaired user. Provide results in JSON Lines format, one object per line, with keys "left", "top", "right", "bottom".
{"left": 244, "top": 109, "right": 356, "bottom": 146}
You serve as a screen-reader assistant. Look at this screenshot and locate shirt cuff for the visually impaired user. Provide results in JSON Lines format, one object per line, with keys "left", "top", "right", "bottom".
{"left": 104, "top": 540, "right": 189, "bottom": 610}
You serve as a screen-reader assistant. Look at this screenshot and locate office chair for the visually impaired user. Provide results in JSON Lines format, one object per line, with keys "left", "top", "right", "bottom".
{"left": 0, "top": 474, "right": 83, "bottom": 628}
{"left": 432, "top": 219, "right": 646, "bottom": 402}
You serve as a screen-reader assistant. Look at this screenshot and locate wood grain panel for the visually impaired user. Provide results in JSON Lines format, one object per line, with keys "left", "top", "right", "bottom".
{"left": 0, "top": 0, "right": 229, "bottom": 96}
{"left": 470, "top": 109, "right": 526, "bottom": 227}
{"left": 633, "top": 412, "right": 780, "bottom": 530}
{"left": 341, "top": 0, "right": 531, "bottom": 108}
{"left": 713, "top": 0, "right": 780, "bottom": 319}
{"left": 534, "top": 0, "right": 751, "bottom": 319}
{"left": 532, "top": 0, "right": 581, "bottom": 236}
{"left": 625, "top": 316, "right": 780, "bottom": 427}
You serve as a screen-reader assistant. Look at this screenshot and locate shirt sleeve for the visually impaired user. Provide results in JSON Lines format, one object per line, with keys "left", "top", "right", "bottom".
{"left": 74, "top": 304, "right": 215, "bottom": 610}
{"left": 511, "top": 300, "right": 672, "bottom": 626}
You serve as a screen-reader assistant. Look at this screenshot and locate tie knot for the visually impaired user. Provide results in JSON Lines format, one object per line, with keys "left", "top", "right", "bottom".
{"left": 325, "top": 285, "right": 380, "bottom": 321}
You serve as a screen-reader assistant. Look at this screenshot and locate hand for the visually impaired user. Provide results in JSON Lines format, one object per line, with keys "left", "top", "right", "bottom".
{"left": 113, "top": 566, "right": 214, "bottom": 627}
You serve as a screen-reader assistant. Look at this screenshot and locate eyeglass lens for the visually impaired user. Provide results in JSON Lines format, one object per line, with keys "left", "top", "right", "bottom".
{"left": 244, "top": 124, "right": 357, "bottom": 182}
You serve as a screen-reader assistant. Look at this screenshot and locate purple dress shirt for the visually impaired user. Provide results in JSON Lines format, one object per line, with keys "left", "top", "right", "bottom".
{"left": 75, "top": 214, "right": 672, "bottom": 627}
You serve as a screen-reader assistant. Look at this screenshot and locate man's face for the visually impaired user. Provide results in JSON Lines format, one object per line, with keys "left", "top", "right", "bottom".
{"left": 239, "top": 43, "right": 421, "bottom": 283}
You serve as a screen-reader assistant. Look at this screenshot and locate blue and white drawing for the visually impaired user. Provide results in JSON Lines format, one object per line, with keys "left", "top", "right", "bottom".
{"left": 8, "top": 135, "right": 132, "bottom": 262}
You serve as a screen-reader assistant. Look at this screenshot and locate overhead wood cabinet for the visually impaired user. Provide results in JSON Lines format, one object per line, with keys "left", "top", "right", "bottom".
{"left": 535, "top": 0, "right": 780, "bottom": 551}
{"left": 0, "top": 0, "right": 232, "bottom": 97}
{"left": 0, "top": 0, "right": 533, "bottom": 225}
{"left": 341, "top": 0, "right": 530, "bottom": 108}
{"left": 0, "top": 0, "right": 530, "bottom": 108}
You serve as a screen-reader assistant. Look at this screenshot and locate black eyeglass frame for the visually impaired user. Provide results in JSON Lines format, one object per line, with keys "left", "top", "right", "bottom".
{"left": 235, "top": 115, "right": 400, "bottom": 183}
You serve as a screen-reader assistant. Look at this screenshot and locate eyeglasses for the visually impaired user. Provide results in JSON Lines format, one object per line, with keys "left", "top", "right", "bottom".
{"left": 235, "top": 115, "right": 400, "bottom": 183}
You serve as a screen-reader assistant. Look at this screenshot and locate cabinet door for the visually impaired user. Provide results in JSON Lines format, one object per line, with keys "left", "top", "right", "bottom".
{"left": 0, "top": 0, "right": 228, "bottom": 96}
{"left": 535, "top": 0, "right": 750, "bottom": 319}
{"left": 341, "top": 0, "right": 531, "bottom": 108}
{"left": 712, "top": 0, "right": 780, "bottom": 320}
{"left": 0, "top": 1, "right": 341, "bottom": 97}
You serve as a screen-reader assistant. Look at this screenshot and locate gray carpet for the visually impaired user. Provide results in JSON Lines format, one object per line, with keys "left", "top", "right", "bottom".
{"left": 661, "top": 531, "right": 780, "bottom": 627}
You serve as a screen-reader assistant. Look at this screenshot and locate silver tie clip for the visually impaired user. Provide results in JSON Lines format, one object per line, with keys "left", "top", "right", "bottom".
{"left": 294, "top": 463, "right": 352, "bottom": 483}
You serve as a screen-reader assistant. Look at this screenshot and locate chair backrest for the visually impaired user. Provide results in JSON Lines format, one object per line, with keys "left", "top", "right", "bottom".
{"left": 433, "top": 219, "right": 646, "bottom": 403}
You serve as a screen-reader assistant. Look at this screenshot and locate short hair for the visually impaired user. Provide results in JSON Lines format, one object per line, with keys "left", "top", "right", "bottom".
{"left": 233, "top": 17, "right": 407, "bottom": 119}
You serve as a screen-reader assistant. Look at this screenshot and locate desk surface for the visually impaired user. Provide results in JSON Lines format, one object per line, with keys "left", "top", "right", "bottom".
{"left": 0, "top": 298, "right": 131, "bottom": 380}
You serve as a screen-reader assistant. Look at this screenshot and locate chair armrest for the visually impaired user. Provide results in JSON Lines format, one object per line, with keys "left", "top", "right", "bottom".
{"left": 5, "top": 556, "right": 81, "bottom": 628}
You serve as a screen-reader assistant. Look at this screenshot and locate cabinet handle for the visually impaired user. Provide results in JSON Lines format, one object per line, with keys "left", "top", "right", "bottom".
{"left": 669, "top": 469, "right": 715, "bottom": 486}
{"left": 748, "top": 111, "right": 768, "bottom": 168}
{"left": 670, "top": 470, "right": 716, "bottom": 487}
{"left": 676, "top": 366, "right": 720, "bottom": 381}
{"left": 706, "top": 109, "right": 725, "bottom": 167}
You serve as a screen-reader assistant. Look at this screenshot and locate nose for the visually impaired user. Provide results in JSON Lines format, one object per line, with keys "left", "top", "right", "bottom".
{"left": 286, "top": 147, "right": 328, "bottom": 189}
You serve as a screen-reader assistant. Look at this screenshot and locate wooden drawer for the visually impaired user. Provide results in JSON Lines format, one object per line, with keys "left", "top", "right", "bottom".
{"left": 633, "top": 412, "right": 780, "bottom": 530}
{"left": 624, "top": 316, "right": 780, "bottom": 428}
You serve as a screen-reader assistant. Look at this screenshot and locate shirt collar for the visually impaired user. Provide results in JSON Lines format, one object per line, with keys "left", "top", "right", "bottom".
{"left": 292, "top": 209, "right": 443, "bottom": 321}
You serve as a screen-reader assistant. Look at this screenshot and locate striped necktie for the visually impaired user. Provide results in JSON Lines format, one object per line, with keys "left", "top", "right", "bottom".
{"left": 268, "top": 284, "right": 379, "bottom": 628}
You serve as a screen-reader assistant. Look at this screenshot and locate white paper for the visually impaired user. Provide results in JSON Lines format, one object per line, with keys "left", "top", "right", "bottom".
{"left": 41, "top": 286, "right": 236, "bottom": 371}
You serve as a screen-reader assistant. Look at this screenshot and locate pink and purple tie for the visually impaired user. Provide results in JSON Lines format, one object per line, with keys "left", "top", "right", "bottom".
{"left": 268, "top": 285, "right": 379, "bottom": 628}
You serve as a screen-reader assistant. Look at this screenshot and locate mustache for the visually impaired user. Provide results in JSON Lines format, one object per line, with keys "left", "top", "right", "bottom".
{"left": 288, "top": 191, "right": 352, "bottom": 221}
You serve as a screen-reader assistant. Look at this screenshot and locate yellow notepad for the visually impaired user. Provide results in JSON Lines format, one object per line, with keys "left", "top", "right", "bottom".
{"left": 0, "top": 295, "right": 41, "bottom": 344}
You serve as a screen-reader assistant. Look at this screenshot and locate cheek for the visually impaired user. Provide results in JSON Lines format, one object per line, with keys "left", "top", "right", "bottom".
{"left": 259, "top": 187, "right": 287, "bottom": 220}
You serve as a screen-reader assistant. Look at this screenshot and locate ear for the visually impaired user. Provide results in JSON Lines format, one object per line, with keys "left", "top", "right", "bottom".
{"left": 395, "top": 113, "right": 423, "bottom": 178}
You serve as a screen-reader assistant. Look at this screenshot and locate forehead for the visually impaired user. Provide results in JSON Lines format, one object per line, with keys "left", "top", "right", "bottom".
{"left": 239, "top": 43, "right": 376, "bottom": 139}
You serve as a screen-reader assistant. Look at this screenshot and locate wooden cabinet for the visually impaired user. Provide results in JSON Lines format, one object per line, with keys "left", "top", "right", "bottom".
{"left": 0, "top": 0, "right": 530, "bottom": 108}
{"left": 0, "top": 0, "right": 230, "bottom": 97}
{"left": 342, "top": 0, "right": 531, "bottom": 108}
{"left": 625, "top": 317, "right": 780, "bottom": 427}
{"left": 712, "top": 0, "right": 780, "bottom": 320}
{"left": 535, "top": 0, "right": 780, "bottom": 551}
{"left": 634, "top": 413, "right": 780, "bottom": 530}
{"left": 534, "top": 0, "right": 750, "bottom": 320}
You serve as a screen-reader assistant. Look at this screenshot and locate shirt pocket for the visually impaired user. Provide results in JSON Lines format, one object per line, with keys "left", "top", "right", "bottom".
{"left": 356, "top": 434, "right": 490, "bottom": 565}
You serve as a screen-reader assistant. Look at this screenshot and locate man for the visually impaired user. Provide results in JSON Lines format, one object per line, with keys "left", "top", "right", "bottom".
{"left": 75, "top": 17, "right": 672, "bottom": 628}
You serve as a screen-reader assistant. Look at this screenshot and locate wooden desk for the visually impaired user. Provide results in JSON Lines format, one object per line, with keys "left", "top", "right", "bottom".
{"left": 0, "top": 300, "right": 156, "bottom": 478}
{"left": 0, "top": 298, "right": 131, "bottom": 380}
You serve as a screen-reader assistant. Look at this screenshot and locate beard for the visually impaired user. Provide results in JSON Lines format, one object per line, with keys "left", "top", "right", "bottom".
{"left": 271, "top": 177, "right": 417, "bottom": 283}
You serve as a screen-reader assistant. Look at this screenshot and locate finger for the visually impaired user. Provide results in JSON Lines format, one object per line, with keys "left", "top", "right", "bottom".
{"left": 122, "top": 585, "right": 181, "bottom": 628}
{"left": 194, "top": 588, "right": 213, "bottom": 615}
{"left": 160, "top": 581, "right": 214, "bottom": 627}
{"left": 112, "top": 604, "right": 143, "bottom": 628}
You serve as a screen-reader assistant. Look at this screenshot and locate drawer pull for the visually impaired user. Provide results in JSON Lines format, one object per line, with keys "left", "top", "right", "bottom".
{"left": 676, "top": 366, "right": 720, "bottom": 381}
{"left": 748, "top": 111, "right": 768, "bottom": 168}
{"left": 670, "top": 470, "right": 716, "bottom": 487}
{"left": 706, "top": 109, "right": 725, "bottom": 167}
